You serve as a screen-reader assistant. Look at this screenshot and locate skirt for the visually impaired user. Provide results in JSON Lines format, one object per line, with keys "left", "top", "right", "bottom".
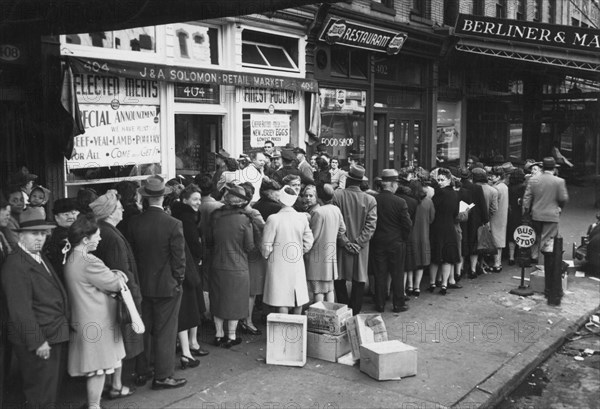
{"left": 248, "top": 252, "right": 267, "bottom": 296}
{"left": 307, "top": 280, "right": 333, "bottom": 295}
{"left": 209, "top": 268, "right": 249, "bottom": 320}
{"left": 178, "top": 280, "right": 203, "bottom": 332}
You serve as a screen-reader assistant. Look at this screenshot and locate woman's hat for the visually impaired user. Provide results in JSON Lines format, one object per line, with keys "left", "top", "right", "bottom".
{"left": 222, "top": 183, "right": 249, "bottom": 206}
{"left": 17, "top": 208, "right": 57, "bottom": 231}
{"left": 89, "top": 190, "right": 119, "bottom": 220}
{"left": 138, "top": 175, "right": 172, "bottom": 197}
{"left": 347, "top": 164, "right": 367, "bottom": 181}
{"left": 279, "top": 187, "right": 298, "bottom": 207}
{"left": 53, "top": 198, "right": 79, "bottom": 215}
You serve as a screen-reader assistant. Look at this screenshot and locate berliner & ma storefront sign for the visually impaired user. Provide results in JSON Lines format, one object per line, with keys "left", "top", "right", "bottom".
{"left": 455, "top": 14, "right": 600, "bottom": 52}
{"left": 319, "top": 18, "right": 408, "bottom": 55}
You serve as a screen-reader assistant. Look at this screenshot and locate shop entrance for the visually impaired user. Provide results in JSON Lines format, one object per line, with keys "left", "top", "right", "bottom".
{"left": 372, "top": 112, "right": 423, "bottom": 177}
{"left": 175, "top": 114, "right": 222, "bottom": 176}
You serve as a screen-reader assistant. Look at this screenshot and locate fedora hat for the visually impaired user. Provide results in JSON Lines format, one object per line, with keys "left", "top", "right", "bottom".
{"left": 271, "top": 150, "right": 282, "bottom": 159}
{"left": 380, "top": 169, "right": 399, "bottom": 182}
{"left": 542, "top": 157, "right": 560, "bottom": 168}
{"left": 215, "top": 148, "right": 231, "bottom": 159}
{"left": 347, "top": 164, "right": 367, "bottom": 181}
{"left": 138, "top": 175, "right": 172, "bottom": 197}
{"left": 293, "top": 147, "right": 306, "bottom": 155}
{"left": 500, "top": 162, "right": 516, "bottom": 174}
{"left": 17, "top": 208, "right": 57, "bottom": 231}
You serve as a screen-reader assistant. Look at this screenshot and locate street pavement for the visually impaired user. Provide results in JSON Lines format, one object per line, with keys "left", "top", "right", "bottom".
{"left": 6, "top": 184, "right": 599, "bottom": 409}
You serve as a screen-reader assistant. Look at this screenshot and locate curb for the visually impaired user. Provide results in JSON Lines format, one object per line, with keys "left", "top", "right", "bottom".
{"left": 452, "top": 304, "right": 600, "bottom": 409}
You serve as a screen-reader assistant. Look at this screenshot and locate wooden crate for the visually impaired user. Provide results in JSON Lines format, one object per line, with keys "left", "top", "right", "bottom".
{"left": 307, "top": 331, "right": 351, "bottom": 363}
{"left": 266, "top": 313, "right": 307, "bottom": 367}
{"left": 306, "top": 301, "right": 352, "bottom": 335}
{"left": 360, "top": 340, "right": 417, "bottom": 381}
{"left": 346, "top": 314, "right": 388, "bottom": 359}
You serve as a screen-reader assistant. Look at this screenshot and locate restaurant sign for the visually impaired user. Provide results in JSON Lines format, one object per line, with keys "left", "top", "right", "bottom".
{"left": 70, "top": 56, "right": 318, "bottom": 93}
{"left": 319, "top": 18, "right": 408, "bottom": 55}
{"left": 455, "top": 14, "right": 600, "bottom": 52}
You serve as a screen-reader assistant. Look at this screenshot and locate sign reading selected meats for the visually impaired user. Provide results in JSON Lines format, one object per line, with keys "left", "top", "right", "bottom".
{"left": 67, "top": 105, "right": 161, "bottom": 169}
{"left": 319, "top": 18, "right": 407, "bottom": 55}
{"left": 73, "top": 72, "right": 159, "bottom": 105}
{"left": 250, "top": 114, "right": 290, "bottom": 148}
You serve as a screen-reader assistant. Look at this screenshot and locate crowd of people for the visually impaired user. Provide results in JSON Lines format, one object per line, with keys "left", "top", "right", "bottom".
{"left": 0, "top": 144, "right": 570, "bottom": 408}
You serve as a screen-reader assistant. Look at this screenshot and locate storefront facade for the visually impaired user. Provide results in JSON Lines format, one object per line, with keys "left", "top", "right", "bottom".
{"left": 59, "top": 15, "right": 314, "bottom": 195}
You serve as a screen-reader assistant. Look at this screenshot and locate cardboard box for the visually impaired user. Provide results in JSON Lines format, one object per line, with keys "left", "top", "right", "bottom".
{"left": 347, "top": 314, "right": 388, "bottom": 360}
{"left": 266, "top": 313, "right": 307, "bottom": 367}
{"left": 529, "top": 270, "right": 568, "bottom": 293}
{"left": 360, "top": 340, "right": 417, "bottom": 381}
{"left": 307, "top": 302, "right": 353, "bottom": 335}
{"left": 307, "top": 331, "right": 351, "bottom": 363}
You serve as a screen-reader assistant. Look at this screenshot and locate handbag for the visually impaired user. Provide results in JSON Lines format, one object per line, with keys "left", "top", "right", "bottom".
{"left": 477, "top": 223, "right": 497, "bottom": 255}
{"left": 116, "top": 280, "right": 145, "bottom": 334}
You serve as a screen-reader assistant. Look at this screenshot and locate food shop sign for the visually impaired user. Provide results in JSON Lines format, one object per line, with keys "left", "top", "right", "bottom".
{"left": 319, "top": 18, "right": 408, "bottom": 55}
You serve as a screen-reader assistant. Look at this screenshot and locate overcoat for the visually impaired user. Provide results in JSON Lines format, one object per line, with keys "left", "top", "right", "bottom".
{"left": 332, "top": 185, "right": 377, "bottom": 283}
{"left": 410, "top": 196, "right": 435, "bottom": 268}
{"left": 491, "top": 181, "right": 509, "bottom": 248}
{"left": 522, "top": 172, "right": 569, "bottom": 223}
{"left": 305, "top": 204, "right": 346, "bottom": 282}
{"left": 261, "top": 207, "right": 313, "bottom": 307}
{"left": 462, "top": 180, "right": 489, "bottom": 255}
{"left": 94, "top": 220, "right": 143, "bottom": 359}
{"left": 64, "top": 248, "right": 125, "bottom": 376}
{"left": 430, "top": 186, "right": 460, "bottom": 264}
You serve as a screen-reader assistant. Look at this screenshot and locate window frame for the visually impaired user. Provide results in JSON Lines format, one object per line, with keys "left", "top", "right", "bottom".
{"left": 241, "top": 40, "right": 299, "bottom": 72}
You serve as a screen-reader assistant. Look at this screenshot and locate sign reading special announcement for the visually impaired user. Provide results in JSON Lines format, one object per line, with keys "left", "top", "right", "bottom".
{"left": 250, "top": 114, "right": 290, "bottom": 147}
{"left": 67, "top": 104, "right": 161, "bottom": 169}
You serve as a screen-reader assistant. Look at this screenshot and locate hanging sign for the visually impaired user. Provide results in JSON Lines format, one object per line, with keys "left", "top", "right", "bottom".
{"left": 67, "top": 104, "right": 161, "bottom": 169}
{"left": 319, "top": 18, "right": 408, "bottom": 55}
{"left": 514, "top": 225, "right": 537, "bottom": 248}
{"left": 250, "top": 114, "right": 290, "bottom": 147}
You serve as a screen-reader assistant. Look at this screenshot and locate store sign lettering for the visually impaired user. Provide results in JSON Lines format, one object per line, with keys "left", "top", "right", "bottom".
{"left": 250, "top": 114, "right": 290, "bottom": 147}
{"left": 319, "top": 18, "right": 407, "bottom": 55}
{"left": 73, "top": 73, "right": 159, "bottom": 105}
{"left": 243, "top": 88, "right": 297, "bottom": 106}
{"left": 455, "top": 14, "right": 600, "bottom": 51}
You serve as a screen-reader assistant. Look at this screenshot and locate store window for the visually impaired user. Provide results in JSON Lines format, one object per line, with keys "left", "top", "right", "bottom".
{"left": 242, "top": 111, "right": 298, "bottom": 151}
{"left": 374, "top": 55, "right": 424, "bottom": 85}
{"left": 496, "top": 0, "right": 507, "bottom": 18}
{"left": 242, "top": 30, "right": 299, "bottom": 73}
{"left": 175, "top": 115, "right": 221, "bottom": 175}
{"left": 319, "top": 88, "right": 367, "bottom": 163}
{"left": 65, "top": 26, "right": 156, "bottom": 52}
{"left": 516, "top": 0, "right": 526, "bottom": 20}
{"left": 436, "top": 101, "right": 461, "bottom": 165}
{"left": 331, "top": 48, "right": 369, "bottom": 79}
{"left": 473, "top": 0, "right": 484, "bottom": 16}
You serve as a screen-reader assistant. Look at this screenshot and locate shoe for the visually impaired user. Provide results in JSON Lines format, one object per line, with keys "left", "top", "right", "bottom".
{"left": 440, "top": 287, "right": 447, "bottom": 295}
{"left": 489, "top": 266, "right": 502, "bottom": 273}
{"left": 107, "top": 385, "right": 135, "bottom": 400}
{"left": 508, "top": 259, "right": 515, "bottom": 266}
{"left": 448, "top": 283, "right": 462, "bottom": 289}
{"left": 180, "top": 355, "right": 200, "bottom": 369}
{"left": 428, "top": 285, "right": 436, "bottom": 293}
{"left": 221, "top": 337, "right": 242, "bottom": 348}
{"left": 151, "top": 377, "right": 187, "bottom": 390}
{"left": 435, "top": 280, "right": 442, "bottom": 288}
{"left": 214, "top": 337, "right": 226, "bottom": 347}
{"left": 134, "top": 370, "right": 154, "bottom": 387}
{"left": 190, "top": 347, "right": 209, "bottom": 357}
{"left": 412, "top": 289, "right": 420, "bottom": 297}
{"left": 468, "top": 272, "right": 477, "bottom": 280}
{"left": 392, "top": 305, "right": 409, "bottom": 313}
{"left": 406, "top": 287, "right": 413, "bottom": 295}
{"left": 404, "top": 294, "right": 411, "bottom": 302}
{"left": 239, "top": 322, "right": 262, "bottom": 336}
{"left": 454, "top": 272, "right": 462, "bottom": 283}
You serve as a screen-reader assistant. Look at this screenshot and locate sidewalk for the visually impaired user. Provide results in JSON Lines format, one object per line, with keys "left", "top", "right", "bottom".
{"left": 7, "top": 185, "right": 599, "bottom": 409}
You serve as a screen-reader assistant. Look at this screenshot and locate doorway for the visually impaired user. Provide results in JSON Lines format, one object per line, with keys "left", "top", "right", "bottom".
{"left": 372, "top": 112, "right": 423, "bottom": 177}
{"left": 174, "top": 114, "right": 222, "bottom": 176}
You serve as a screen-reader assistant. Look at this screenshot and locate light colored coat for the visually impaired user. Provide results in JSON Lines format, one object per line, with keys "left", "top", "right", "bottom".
{"left": 491, "top": 182, "right": 509, "bottom": 248}
{"left": 522, "top": 171, "right": 569, "bottom": 223}
{"left": 305, "top": 204, "right": 347, "bottom": 282}
{"left": 261, "top": 207, "right": 314, "bottom": 307}
{"left": 480, "top": 183, "right": 499, "bottom": 220}
{"left": 64, "top": 248, "right": 125, "bottom": 377}
{"left": 332, "top": 185, "right": 377, "bottom": 283}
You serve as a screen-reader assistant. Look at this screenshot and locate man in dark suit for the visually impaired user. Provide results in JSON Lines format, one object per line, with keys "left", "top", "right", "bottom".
{"left": 522, "top": 157, "right": 569, "bottom": 263}
{"left": 272, "top": 149, "right": 314, "bottom": 186}
{"left": 1, "top": 209, "right": 69, "bottom": 409}
{"left": 128, "top": 175, "right": 187, "bottom": 390}
{"left": 371, "top": 169, "right": 412, "bottom": 313}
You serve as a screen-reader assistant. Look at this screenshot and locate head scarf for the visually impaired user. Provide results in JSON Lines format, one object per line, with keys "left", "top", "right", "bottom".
{"left": 89, "top": 189, "right": 119, "bottom": 220}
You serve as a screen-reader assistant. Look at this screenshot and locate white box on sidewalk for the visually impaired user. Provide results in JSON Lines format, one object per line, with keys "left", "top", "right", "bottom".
{"left": 307, "top": 331, "right": 351, "bottom": 362}
{"left": 306, "top": 301, "right": 353, "bottom": 335}
{"left": 266, "top": 313, "right": 307, "bottom": 367}
{"left": 346, "top": 314, "right": 388, "bottom": 360}
{"left": 359, "top": 340, "right": 417, "bottom": 380}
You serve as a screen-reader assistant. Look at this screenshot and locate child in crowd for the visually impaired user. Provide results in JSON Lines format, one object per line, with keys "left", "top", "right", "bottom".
{"left": 28, "top": 185, "right": 51, "bottom": 219}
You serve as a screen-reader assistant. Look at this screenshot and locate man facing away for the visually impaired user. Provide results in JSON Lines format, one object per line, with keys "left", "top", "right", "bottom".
{"left": 128, "top": 175, "right": 187, "bottom": 390}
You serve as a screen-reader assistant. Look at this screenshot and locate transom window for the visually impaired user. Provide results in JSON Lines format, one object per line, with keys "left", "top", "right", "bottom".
{"left": 242, "top": 30, "right": 299, "bottom": 73}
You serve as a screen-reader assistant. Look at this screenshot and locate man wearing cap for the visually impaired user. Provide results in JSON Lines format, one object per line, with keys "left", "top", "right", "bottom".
{"left": 43, "top": 198, "right": 80, "bottom": 283}
{"left": 522, "top": 157, "right": 569, "bottom": 263}
{"left": 294, "top": 147, "right": 314, "bottom": 184}
{"left": 371, "top": 170, "right": 412, "bottom": 313}
{"left": 1, "top": 208, "right": 69, "bottom": 408}
{"left": 265, "top": 150, "right": 282, "bottom": 177}
{"left": 212, "top": 148, "right": 231, "bottom": 187}
{"left": 332, "top": 165, "right": 377, "bottom": 314}
{"left": 272, "top": 149, "right": 314, "bottom": 186}
{"left": 127, "top": 175, "right": 187, "bottom": 390}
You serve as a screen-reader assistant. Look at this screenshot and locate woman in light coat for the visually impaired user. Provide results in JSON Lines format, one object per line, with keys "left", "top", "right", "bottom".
{"left": 261, "top": 186, "right": 314, "bottom": 314}
{"left": 64, "top": 213, "right": 127, "bottom": 409}
{"left": 489, "top": 167, "right": 509, "bottom": 272}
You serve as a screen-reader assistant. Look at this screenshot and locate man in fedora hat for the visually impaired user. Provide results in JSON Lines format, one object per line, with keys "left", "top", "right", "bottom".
{"left": 272, "top": 149, "right": 314, "bottom": 186}
{"left": 332, "top": 164, "right": 377, "bottom": 314}
{"left": 371, "top": 169, "right": 411, "bottom": 313}
{"left": 522, "top": 157, "right": 569, "bottom": 263}
{"left": 294, "top": 147, "right": 313, "bottom": 183}
{"left": 1, "top": 208, "right": 69, "bottom": 408}
{"left": 127, "top": 175, "right": 187, "bottom": 390}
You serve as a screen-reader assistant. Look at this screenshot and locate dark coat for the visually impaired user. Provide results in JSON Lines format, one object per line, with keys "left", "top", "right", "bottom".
{"left": 1, "top": 247, "right": 70, "bottom": 350}
{"left": 507, "top": 183, "right": 527, "bottom": 241}
{"left": 373, "top": 190, "right": 412, "bottom": 244}
{"left": 94, "top": 220, "right": 144, "bottom": 359}
{"left": 253, "top": 197, "right": 283, "bottom": 221}
{"left": 127, "top": 207, "right": 186, "bottom": 298}
{"left": 430, "top": 186, "right": 460, "bottom": 264}
{"left": 462, "top": 179, "right": 489, "bottom": 255}
{"left": 42, "top": 226, "right": 69, "bottom": 283}
{"left": 272, "top": 165, "right": 313, "bottom": 186}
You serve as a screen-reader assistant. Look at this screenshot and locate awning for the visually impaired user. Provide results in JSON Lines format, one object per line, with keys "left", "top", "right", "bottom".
{"left": 0, "top": 0, "right": 339, "bottom": 38}
{"left": 68, "top": 56, "right": 319, "bottom": 92}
